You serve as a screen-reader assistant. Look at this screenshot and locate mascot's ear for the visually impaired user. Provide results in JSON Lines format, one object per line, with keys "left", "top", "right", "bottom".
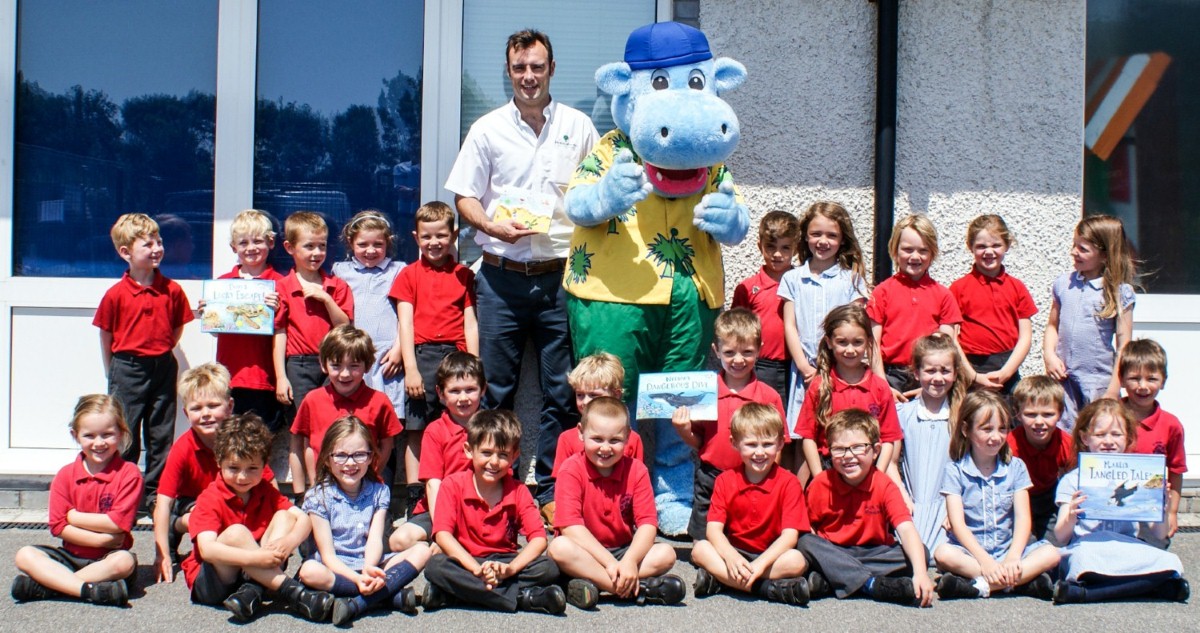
{"left": 711, "top": 58, "right": 747, "bottom": 94}
{"left": 595, "top": 62, "right": 633, "bottom": 96}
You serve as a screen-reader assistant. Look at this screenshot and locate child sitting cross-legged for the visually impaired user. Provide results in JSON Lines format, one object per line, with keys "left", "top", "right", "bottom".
{"left": 548, "top": 396, "right": 683, "bottom": 609}
{"left": 690, "top": 403, "right": 812, "bottom": 606}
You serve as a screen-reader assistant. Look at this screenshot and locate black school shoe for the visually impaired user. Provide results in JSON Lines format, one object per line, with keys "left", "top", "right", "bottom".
{"left": 517, "top": 585, "right": 566, "bottom": 615}
{"left": 692, "top": 568, "right": 722, "bottom": 598}
{"left": 421, "top": 583, "right": 457, "bottom": 611}
{"left": 869, "top": 576, "right": 916, "bottom": 605}
{"left": 566, "top": 578, "right": 599, "bottom": 609}
{"left": 392, "top": 586, "right": 419, "bottom": 614}
{"left": 935, "top": 574, "right": 980, "bottom": 600}
{"left": 1014, "top": 573, "right": 1054, "bottom": 601}
{"left": 81, "top": 580, "right": 128, "bottom": 607}
{"left": 806, "top": 571, "right": 832, "bottom": 599}
{"left": 279, "top": 582, "right": 334, "bottom": 622}
{"left": 637, "top": 574, "right": 686, "bottom": 605}
{"left": 1052, "top": 580, "right": 1086, "bottom": 604}
{"left": 223, "top": 582, "right": 265, "bottom": 622}
{"left": 1156, "top": 577, "right": 1191, "bottom": 603}
{"left": 11, "top": 575, "right": 56, "bottom": 602}
{"left": 757, "top": 578, "right": 811, "bottom": 606}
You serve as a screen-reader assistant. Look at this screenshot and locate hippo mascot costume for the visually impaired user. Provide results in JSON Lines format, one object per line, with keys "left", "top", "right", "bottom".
{"left": 564, "top": 22, "right": 748, "bottom": 535}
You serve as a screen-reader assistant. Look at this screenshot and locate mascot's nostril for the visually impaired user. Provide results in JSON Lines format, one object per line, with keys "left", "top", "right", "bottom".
{"left": 660, "top": 127, "right": 669, "bottom": 139}
{"left": 721, "top": 123, "right": 728, "bottom": 135}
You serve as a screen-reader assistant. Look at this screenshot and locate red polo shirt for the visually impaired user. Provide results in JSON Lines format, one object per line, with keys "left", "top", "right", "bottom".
{"left": 182, "top": 477, "right": 292, "bottom": 587}
{"left": 1006, "top": 425, "right": 1074, "bottom": 495}
{"left": 551, "top": 427, "right": 644, "bottom": 478}
{"left": 793, "top": 370, "right": 903, "bottom": 453}
{"left": 950, "top": 268, "right": 1037, "bottom": 355}
{"left": 732, "top": 267, "right": 787, "bottom": 361}
{"left": 93, "top": 270, "right": 194, "bottom": 356}
{"left": 693, "top": 375, "right": 787, "bottom": 471}
{"left": 431, "top": 470, "right": 545, "bottom": 558}
{"left": 866, "top": 273, "right": 961, "bottom": 366}
{"left": 1131, "top": 402, "right": 1188, "bottom": 475}
{"left": 413, "top": 411, "right": 474, "bottom": 515}
{"left": 388, "top": 257, "right": 476, "bottom": 350}
{"left": 708, "top": 463, "right": 809, "bottom": 553}
{"left": 806, "top": 467, "right": 911, "bottom": 547}
{"left": 216, "top": 265, "right": 284, "bottom": 391}
{"left": 49, "top": 454, "right": 142, "bottom": 560}
{"left": 291, "top": 383, "right": 403, "bottom": 456}
{"left": 553, "top": 454, "right": 657, "bottom": 548}
{"left": 159, "top": 428, "right": 275, "bottom": 500}
{"left": 273, "top": 270, "right": 355, "bottom": 356}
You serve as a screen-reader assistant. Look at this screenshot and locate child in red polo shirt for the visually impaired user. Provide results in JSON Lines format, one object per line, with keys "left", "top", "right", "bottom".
{"left": 733, "top": 210, "right": 801, "bottom": 404}
{"left": 183, "top": 414, "right": 333, "bottom": 622}
{"left": 796, "top": 304, "right": 902, "bottom": 481}
{"left": 153, "top": 363, "right": 274, "bottom": 583}
{"left": 545, "top": 352, "right": 644, "bottom": 526}
{"left": 1120, "top": 339, "right": 1187, "bottom": 542}
{"left": 216, "top": 209, "right": 284, "bottom": 431}
{"left": 950, "top": 215, "right": 1036, "bottom": 395}
{"left": 93, "top": 213, "right": 194, "bottom": 510}
{"left": 672, "top": 308, "right": 787, "bottom": 541}
{"left": 273, "top": 212, "right": 354, "bottom": 426}
{"left": 799, "top": 409, "right": 934, "bottom": 606}
{"left": 1007, "top": 376, "right": 1074, "bottom": 541}
{"left": 691, "top": 403, "right": 812, "bottom": 605}
{"left": 548, "top": 397, "right": 682, "bottom": 609}
{"left": 290, "top": 325, "right": 402, "bottom": 497}
{"left": 423, "top": 410, "right": 565, "bottom": 614}
{"left": 389, "top": 201, "right": 477, "bottom": 507}
{"left": 388, "top": 351, "right": 486, "bottom": 553}
{"left": 12, "top": 395, "right": 141, "bottom": 607}
{"left": 866, "top": 214, "right": 962, "bottom": 397}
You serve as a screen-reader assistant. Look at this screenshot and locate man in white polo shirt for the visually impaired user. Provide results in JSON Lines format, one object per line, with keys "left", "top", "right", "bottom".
{"left": 445, "top": 29, "right": 600, "bottom": 518}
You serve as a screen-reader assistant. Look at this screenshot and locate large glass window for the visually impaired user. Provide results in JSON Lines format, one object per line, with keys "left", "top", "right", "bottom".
{"left": 12, "top": 0, "right": 218, "bottom": 279}
{"left": 254, "top": 0, "right": 424, "bottom": 268}
{"left": 1085, "top": 1, "right": 1200, "bottom": 293}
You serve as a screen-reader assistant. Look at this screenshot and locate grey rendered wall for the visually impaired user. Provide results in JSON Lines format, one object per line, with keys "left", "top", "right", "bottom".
{"left": 703, "top": 0, "right": 1085, "bottom": 372}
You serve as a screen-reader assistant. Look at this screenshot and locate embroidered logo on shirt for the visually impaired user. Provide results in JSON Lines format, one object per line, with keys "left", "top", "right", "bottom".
{"left": 620, "top": 493, "right": 635, "bottom": 526}
{"left": 98, "top": 492, "right": 115, "bottom": 514}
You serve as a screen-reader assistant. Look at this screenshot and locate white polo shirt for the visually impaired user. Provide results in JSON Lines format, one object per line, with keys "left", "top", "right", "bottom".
{"left": 445, "top": 98, "right": 599, "bottom": 262}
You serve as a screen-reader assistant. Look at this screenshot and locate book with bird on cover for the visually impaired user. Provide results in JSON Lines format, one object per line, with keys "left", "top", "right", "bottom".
{"left": 636, "top": 371, "right": 718, "bottom": 421}
{"left": 200, "top": 279, "right": 275, "bottom": 336}
{"left": 1077, "top": 452, "right": 1166, "bottom": 522}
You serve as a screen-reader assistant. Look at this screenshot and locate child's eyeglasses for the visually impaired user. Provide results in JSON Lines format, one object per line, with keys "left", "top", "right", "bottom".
{"left": 331, "top": 451, "right": 372, "bottom": 464}
{"left": 829, "top": 444, "right": 871, "bottom": 458}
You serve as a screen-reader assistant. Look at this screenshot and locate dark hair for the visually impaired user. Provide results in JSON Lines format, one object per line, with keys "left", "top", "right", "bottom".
{"left": 466, "top": 409, "right": 522, "bottom": 451}
{"left": 506, "top": 29, "right": 553, "bottom": 65}
{"left": 214, "top": 413, "right": 273, "bottom": 464}
{"left": 826, "top": 409, "right": 880, "bottom": 445}
{"left": 319, "top": 324, "right": 376, "bottom": 369}
{"left": 436, "top": 351, "right": 487, "bottom": 392}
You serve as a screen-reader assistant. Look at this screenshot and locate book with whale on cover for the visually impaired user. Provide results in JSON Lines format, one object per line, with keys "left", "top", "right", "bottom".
{"left": 1077, "top": 452, "right": 1166, "bottom": 522}
{"left": 636, "top": 371, "right": 718, "bottom": 421}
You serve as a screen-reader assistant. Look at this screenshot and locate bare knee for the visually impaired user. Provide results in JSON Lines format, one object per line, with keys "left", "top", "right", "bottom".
{"left": 217, "top": 523, "right": 255, "bottom": 546}
{"left": 388, "top": 524, "right": 425, "bottom": 552}
{"left": 547, "top": 535, "right": 579, "bottom": 564}
{"left": 14, "top": 546, "right": 46, "bottom": 573}
{"left": 400, "top": 542, "right": 432, "bottom": 568}
{"left": 642, "top": 543, "right": 677, "bottom": 575}
{"left": 297, "top": 560, "right": 328, "bottom": 586}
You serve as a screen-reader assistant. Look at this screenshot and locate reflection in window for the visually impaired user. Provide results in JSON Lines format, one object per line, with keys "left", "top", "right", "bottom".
{"left": 254, "top": 0, "right": 424, "bottom": 268}
{"left": 1085, "top": 1, "right": 1200, "bottom": 293}
{"left": 12, "top": 1, "right": 217, "bottom": 279}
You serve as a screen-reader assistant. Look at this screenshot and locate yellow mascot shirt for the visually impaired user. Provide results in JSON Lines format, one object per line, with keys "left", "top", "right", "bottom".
{"left": 564, "top": 130, "right": 739, "bottom": 309}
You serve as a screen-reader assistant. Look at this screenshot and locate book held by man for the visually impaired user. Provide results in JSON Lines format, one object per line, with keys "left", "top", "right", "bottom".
{"left": 200, "top": 279, "right": 275, "bottom": 335}
{"left": 636, "top": 371, "right": 718, "bottom": 421}
{"left": 1077, "top": 452, "right": 1166, "bottom": 522}
{"left": 489, "top": 186, "right": 556, "bottom": 234}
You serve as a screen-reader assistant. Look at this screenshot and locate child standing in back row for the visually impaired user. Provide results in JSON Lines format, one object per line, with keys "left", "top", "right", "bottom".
{"left": 1043, "top": 214, "right": 1137, "bottom": 430}
{"left": 733, "top": 210, "right": 801, "bottom": 405}
{"left": 950, "top": 214, "right": 1036, "bottom": 395}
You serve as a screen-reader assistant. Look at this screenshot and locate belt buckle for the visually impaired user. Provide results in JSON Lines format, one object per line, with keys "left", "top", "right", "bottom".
{"left": 518, "top": 259, "right": 539, "bottom": 275}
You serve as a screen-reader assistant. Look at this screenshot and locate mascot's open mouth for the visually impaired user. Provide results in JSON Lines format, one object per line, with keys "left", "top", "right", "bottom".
{"left": 644, "top": 164, "right": 709, "bottom": 197}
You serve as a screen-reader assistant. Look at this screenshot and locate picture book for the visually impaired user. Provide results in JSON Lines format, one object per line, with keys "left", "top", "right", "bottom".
{"left": 489, "top": 186, "right": 556, "bottom": 234}
{"left": 1077, "top": 452, "right": 1166, "bottom": 522}
{"left": 636, "top": 371, "right": 718, "bottom": 421}
{"left": 200, "top": 279, "right": 275, "bottom": 336}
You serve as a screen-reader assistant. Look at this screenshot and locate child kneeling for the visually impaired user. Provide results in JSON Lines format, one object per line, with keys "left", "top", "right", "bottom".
{"left": 548, "top": 397, "right": 682, "bottom": 609}
{"left": 691, "top": 403, "right": 811, "bottom": 605}
{"left": 423, "top": 410, "right": 564, "bottom": 614}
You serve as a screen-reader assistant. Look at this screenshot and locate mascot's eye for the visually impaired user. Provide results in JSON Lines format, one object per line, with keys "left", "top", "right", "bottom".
{"left": 651, "top": 72, "right": 669, "bottom": 90}
{"left": 688, "top": 70, "right": 705, "bottom": 90}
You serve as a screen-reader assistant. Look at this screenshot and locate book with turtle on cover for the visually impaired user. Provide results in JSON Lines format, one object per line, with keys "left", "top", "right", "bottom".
{"left": 489, "top": 186, "right": 556, "bottom": 234}
{"left": 200, "top": 279, "right": 275, "bottom": 336}
{"left": 1077, "top": 452, "right": 1166, "bottom": 522}
{"left": 636, "top": 371, "right": 718, "bottom": 421}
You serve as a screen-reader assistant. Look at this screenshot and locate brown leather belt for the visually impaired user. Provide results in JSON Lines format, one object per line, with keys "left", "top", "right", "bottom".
{"left": 481, "top": 252, "right": 566, "bottom": 276}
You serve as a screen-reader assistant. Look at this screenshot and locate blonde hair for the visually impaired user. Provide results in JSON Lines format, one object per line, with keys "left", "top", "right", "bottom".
{"left": 1075, "top": 215, "right": 1138, "bottom": 319}
{"left": 568, "top": 352, "right": 625, "bottom": 396}
{"left": 826, "top": 409, "right": 880, "bottom": 445}
{"left": 581, "top": 396, "right": 630, "bottom": 433}
{"left": 909, "top": 333, "right": 971, "bottom": 425}
{"left": 341, "top": 209, "right": 394, "bottom": 256}
{"left": 730, "top": 402, "right": 784, "bottom": 442}
{"left": 949, "top": 390, "right": 1012, "bottom": 462}
{"left": 1071, "top": 398, "right": 1137, "bottom": 455}
{"left": 229, "top": 209, "right": 276, "bottom": 243}
{"left": 1011, "top": 376, "right": 1066, "bottom": 414}
{"left": 110, "top": 213, "right": 160, "bottom": 250}
{"left": 714, "top": 308, "right": 762, "bottom": 347}
{"left": 415, "top": 201, "right": 456, "bottom": 232}
{"left": 178, "top": 362, "right": 232, "bottom": 404}
{"left": 814, "top": 304, "right": 875, "bottom": 429}
{"left": 798, "top": 201, "right": 869, "bottom": 285}
{"left": 888, "top": 214, "right": 940, "bottom": 264}
{"left": 70, "top": 394, "right": 132, "bottom": 453}
{"left": 965, "top": 214, "right": 1015, "bottom": 249}
{"left": 284, "top": 211, "right": 328, "bottom": 245}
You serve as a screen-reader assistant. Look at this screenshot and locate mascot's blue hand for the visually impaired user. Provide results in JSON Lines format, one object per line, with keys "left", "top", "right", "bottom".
{"left": 565, "top": 150, "right": 651, "bottom": 227}
{"left": 693, "top": 180, "right": 749, "bottom": 245}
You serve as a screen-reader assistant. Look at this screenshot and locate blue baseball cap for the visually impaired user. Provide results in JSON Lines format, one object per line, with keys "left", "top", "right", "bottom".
{"left": 624, "top": 22, "right": 712, "bottom": 70}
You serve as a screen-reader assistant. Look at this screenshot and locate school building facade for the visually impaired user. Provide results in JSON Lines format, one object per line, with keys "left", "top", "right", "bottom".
{"left": 0, "top": 1, "right": 1196, "bottom": 481}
